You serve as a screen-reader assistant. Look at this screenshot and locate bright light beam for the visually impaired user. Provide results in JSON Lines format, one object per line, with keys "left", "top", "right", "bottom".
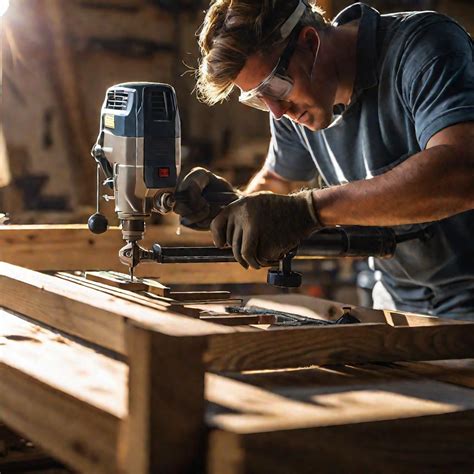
{"left": 0, "top": 0, "right": 10, "bottom": 17}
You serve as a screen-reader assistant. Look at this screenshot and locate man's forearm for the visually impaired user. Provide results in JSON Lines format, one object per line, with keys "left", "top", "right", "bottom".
{"left": 313, "top": 144, "right": 474, "bottom": 226}
{"left": 244, "top": 166, "right": 307, "bottom": 194}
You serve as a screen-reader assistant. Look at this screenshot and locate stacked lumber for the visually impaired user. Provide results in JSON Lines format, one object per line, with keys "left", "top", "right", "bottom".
{"left": 0, "top": 261, "right": 474, "bottom": 473}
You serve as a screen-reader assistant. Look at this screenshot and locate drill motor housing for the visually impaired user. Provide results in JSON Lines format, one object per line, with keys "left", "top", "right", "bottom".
{"left": 92, "top": 82, "right": 181, "bottom": 241}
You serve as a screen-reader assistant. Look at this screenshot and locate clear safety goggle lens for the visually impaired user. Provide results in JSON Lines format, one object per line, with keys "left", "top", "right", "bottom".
{"left": 238, "top": 74, "right": 294, "bottom": 111}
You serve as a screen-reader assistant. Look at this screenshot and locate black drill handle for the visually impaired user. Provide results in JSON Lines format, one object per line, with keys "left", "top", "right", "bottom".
{"left": 152, "top": 226, "right": 398, "bottom": 264}
{"left": 298, "top": 226, "right": 397, "bottom": 259}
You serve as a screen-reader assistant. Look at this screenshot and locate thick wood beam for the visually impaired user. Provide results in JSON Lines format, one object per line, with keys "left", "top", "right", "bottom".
{"left": 2, "top": 262, "right": 474, "bottom": 370}
{"left": 206, "top": 371, "right": 474, "bottom": 473}
{"left": 126, "top": 325, "right": 207, "bottom": 473}
{"left": 0, "top": 309, "right": 125, "bottom": 473}
{"left": 208, "top": 411, "right": 474, "bottom": 474}
{"left": 206, "top": 321, "right": 474, "bottom": 371}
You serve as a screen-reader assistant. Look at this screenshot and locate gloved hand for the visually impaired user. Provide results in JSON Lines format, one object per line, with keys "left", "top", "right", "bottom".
{"left": 173, "top": 167, "right": 240, "bottom": 230}
{"left": 210, "top": 190, "right": 321, "bottom": 269}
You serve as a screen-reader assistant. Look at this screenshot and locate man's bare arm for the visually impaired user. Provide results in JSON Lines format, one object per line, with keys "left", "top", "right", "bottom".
{"left": 313, "top": 123, "right": 474, "bottom": 226}
{"left": 245, "top": 166, "right": 310, "bottom": 194}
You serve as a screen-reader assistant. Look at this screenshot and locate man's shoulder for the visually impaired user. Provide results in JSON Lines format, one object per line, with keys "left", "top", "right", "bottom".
{"left": 383, "top": 9, "right": 462, "bottom": 33}
{"left": 381, "top": 10, "right": 471, "bottom": 75}
{"left": 387, "top": 10, "right": 470, "bottom": 47}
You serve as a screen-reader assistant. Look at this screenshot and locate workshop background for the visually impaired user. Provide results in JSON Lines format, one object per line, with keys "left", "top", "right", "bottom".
{"left": 1, "top": 0, "right": 473, "bottom": 303}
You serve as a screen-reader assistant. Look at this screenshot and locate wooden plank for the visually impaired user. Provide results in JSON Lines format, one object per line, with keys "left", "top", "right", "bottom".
{"left": 206, "top": 373, "right": 474, "bottom": 431}
{"left": 99, "top": 273, "right": 232, "bottom": 301}
{"left": 0, "top": 224, "right": 266, "bottom": 283}
{"left": 208, "top": 411, "right": 474, "bottom": 474}
{"left": 4, "top": 264, "right": 473, "bottom": 372}
{"left": 206, "top": 321, "right": 474, "bottom": 371}
{"left": 245, "top": 294, "right": 467, "bottom": 326}
{"left": 0, "top": 309, "right": 125, "bottom": 473}
{"left": 397, "top": 359, "right": 474, "bottom": 389}
{"left": 206, "top": 372, "right": 474, "bottom": 473}
{"left": 215, "top": 362, "right": 419, "bottom": 390}
{"left": 85, "top": 271, "right": 149, "bottom": 292}
{"left": 170, "top": 291, "right": 231, "bottom": 302}
{"left": 126, "top": 325, "right": 207, "bottom": 473}
{"left": 57, "top": 272, "right": 240, "bottom": 316}
{"left": 138, "top": 276, "right": 171, "bottom": 297}
{"left": 0, "top": 262, "right": 235, "bottom": 355}
{"left": 201, "top": 314, "right": 277, "bottom": 326}
{"left": 57, "top": 272, "right": 202, "bottom": 318}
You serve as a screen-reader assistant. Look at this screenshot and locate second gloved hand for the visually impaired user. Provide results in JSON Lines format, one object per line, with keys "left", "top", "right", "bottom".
{"left": 210, "top": 190, "right": 321, "bottom": 269}
{"left": 173, "top": 167, "right": 240, "bottom": 230}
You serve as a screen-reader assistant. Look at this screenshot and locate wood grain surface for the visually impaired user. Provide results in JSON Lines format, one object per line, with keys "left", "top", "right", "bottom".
{"left": 0, "top": 309, "right": 126, "bottom": 473}
{"left": 207, "top": 364, "right": 474, "bottom": 473}
{"left": 0, "top": 225, "right": 266, "bottom": 283}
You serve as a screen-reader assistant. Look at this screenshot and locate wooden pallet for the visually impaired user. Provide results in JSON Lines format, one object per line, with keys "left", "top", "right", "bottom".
{"left": 1, "top": 261, "right": 474, "bottom": 473}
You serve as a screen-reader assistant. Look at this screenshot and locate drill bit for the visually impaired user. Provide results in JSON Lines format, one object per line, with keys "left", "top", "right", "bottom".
{"left": 128, "top": 240, "right": 139, "bottom": 282}
{"left": 119, "top": 240, "right": 139, "bottom": 282}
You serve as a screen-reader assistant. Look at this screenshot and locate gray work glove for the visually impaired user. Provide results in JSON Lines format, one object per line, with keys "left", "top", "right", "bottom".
{"left": 210, "top": 190, "right": 321, "bottom": 269}
{"left": 174, "top": 167, "right": 240, "bottom": 231}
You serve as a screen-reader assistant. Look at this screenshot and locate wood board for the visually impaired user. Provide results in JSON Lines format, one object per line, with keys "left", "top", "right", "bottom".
{"left": 207, "top": 365, "right": 474, "bottom": 473}
{"left": 2, "top": 262, "right": 474, "bottom": 370}
{"left": 0, "top": 224, "right": 266, "bottom": 283}
{"left": 0, "top": 309, "right": 125, "bottom": 473}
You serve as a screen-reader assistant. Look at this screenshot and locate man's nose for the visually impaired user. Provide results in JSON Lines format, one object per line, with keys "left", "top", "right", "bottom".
{"left": 263, "top": 97, "right": 290, "bottom": 120}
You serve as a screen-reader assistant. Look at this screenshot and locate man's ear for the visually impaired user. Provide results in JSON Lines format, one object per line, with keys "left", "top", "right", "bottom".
{"left": 298, "top": 26, "right": 320, "bottom": 54}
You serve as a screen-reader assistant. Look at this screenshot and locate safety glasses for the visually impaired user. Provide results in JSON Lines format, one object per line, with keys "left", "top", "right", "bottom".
{"left": 238, "top": 0, "right": 307, "bottom": 111}
{"left": 239, "top": 28, "right": 301, "bottom": 111}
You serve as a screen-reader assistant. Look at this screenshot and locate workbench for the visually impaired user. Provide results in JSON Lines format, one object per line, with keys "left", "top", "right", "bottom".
{"left": 0, "top": 225, "right": 473, "bottom": 473}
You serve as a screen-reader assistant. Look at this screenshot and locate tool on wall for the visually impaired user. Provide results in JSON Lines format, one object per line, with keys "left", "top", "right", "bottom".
{"left": 88, "top": 82, "right": 422, "bottom": 287}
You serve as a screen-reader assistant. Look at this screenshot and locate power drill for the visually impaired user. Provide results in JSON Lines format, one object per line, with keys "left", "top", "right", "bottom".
{"left": 88, "top": 82, "right": 183, "bottom": 279}
{"left": 88, "top": 82, "right": 425, "bottom": 287}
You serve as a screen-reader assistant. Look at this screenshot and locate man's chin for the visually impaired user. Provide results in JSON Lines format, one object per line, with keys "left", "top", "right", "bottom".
{"left": 302, "top": 117, "right": 328, "bottom": 131}
{"left": 300, "top": 111, "right": 334, "bottom": 131}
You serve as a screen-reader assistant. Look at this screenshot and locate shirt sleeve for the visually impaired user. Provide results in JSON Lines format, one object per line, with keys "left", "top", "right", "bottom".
{"left": 265, "top": 115, "right": 317, "bottom": 181}
{"left": 400, "top": 19, "right": 474, "bottom": 149}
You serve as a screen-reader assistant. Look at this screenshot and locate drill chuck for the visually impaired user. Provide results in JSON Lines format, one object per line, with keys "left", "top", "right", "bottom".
{"left": 121, "top": 219, "right": 146, "bottom": 242}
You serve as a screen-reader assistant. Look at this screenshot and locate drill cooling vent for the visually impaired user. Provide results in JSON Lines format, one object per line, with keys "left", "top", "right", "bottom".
{"left": 150, "top": 91, "right": 169, "bottom": 121}
{"left": 106, "top": 91, "right": 129, "bottom": 110}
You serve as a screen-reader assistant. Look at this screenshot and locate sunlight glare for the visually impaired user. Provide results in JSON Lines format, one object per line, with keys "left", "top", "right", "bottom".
{"left": 0, "top": 0, "right": 10, "bottom": 17}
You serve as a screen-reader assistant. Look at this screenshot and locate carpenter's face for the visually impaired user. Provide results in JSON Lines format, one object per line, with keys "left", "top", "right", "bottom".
{"left": 234, "top": 27, "right": 338, "bottom": 131}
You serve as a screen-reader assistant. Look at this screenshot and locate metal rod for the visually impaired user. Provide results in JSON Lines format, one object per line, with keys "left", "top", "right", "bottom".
{"left": 150, "top": 226, "right": 399, "bottom": 264}
{"left": 95, "top": 164, "right": 101, "bottom": 213}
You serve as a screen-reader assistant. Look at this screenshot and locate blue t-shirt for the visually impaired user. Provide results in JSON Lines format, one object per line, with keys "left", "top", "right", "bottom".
{"left": 265, "top": 3, "right": 474, "bottom": 317}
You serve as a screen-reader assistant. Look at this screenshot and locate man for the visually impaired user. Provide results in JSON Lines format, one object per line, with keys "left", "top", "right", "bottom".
{"left": 175, "top": 0, "right": 474, "bottom": 318}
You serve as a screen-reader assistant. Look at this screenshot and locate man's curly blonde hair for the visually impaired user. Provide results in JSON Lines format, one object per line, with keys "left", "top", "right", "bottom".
{"left": 196, "top": 0, "right": 328, "bottom": 105}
